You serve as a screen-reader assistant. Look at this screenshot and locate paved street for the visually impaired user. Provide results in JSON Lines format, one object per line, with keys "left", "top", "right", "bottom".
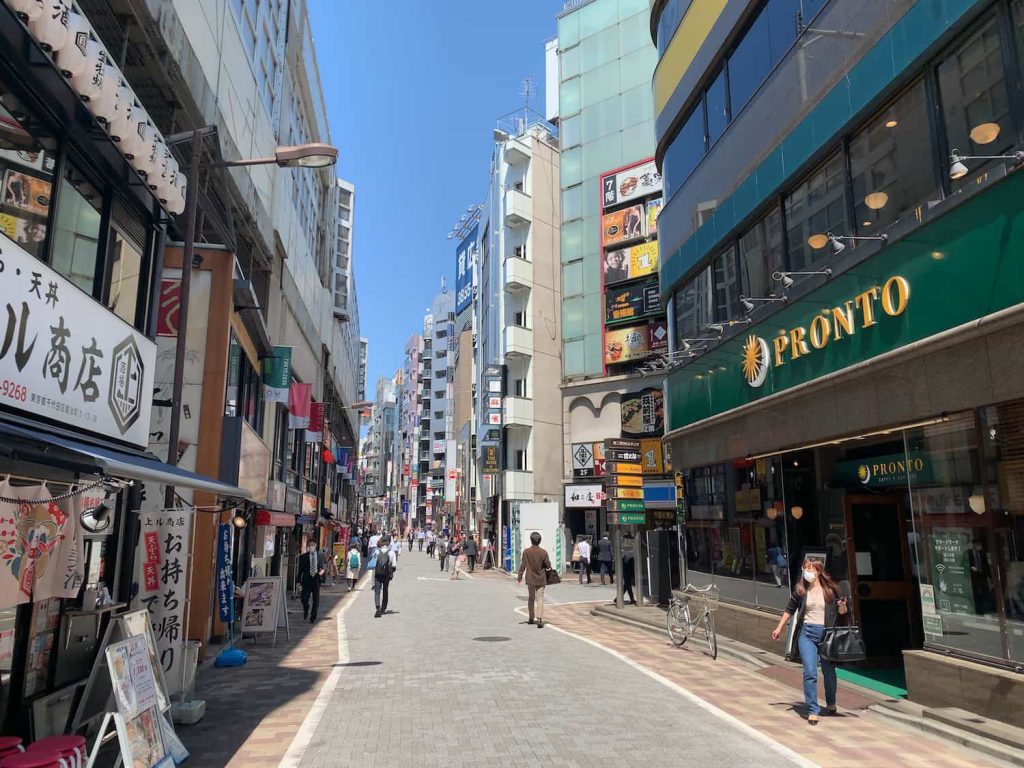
{"left": 291, "top": 551, "right": 802, "bottom": 768}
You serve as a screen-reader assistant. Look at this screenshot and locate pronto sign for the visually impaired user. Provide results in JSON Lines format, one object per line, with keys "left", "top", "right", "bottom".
{"left": 743, "top": 275, "right": 910, "bottom": 388}
{"left": 0, "top": 234, "right": 155, "bottom": 447}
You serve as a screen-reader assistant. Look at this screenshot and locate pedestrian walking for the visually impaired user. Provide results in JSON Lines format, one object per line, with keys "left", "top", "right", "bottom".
{"left": 437, "top": 535, "right": 448, "bottom": 570}
{"left": 447, "top": 538, "right": 461, "bottom": 573}
{"left": 374, "top": 536, "right": 397, "bottom": 618}
{"left": 427, "top": 531, "right": 436, "bottom": 558}
{"left": 417, "top": 529, "right": 425, "bottom": 551}
{"left": 464, "top": 535, "right": 478, "bottom": 572}
{"left": 449, "top": 544, "right": 469, "bottom": 580}
{"left": 391, "top": 535, "right": 401, "bottom": 562}
{"left": 622, "top": 539, "right": 637, "bottom": 605}
{"left": 771, "top": 558, "right": 849, "bottom": 725}
{"left": 298, "top": 540, "right": 325, "bottom": 623}
{"left": 345, "top": 542, "right": 361, "bottom": 590}
{"left": 408, "top": 530, "right": 414, "bottom": 552}
{"left": 368, "top": 531, "right": 381, "bottom": 560}
{"left": 596, "top": 534, "right": 614, "bottom": 585}
{"left": 577, "top": 537, "right": 592, "bottom": 584}
{"left": 517, "top": 532, "right": 552, "bottom": 628}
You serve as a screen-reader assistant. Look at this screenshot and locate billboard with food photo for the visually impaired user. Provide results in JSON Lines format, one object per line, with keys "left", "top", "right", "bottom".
{"left": 602, "top": 204, "right": 646, "bottom": 249}
{"left": 601, "top": 158, "right": 662, "bottom": 210}
{"left": 604, "top": 324, "right": 650, "bottom": 365}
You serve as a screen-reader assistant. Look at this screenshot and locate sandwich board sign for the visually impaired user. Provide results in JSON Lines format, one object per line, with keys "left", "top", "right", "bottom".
{"left": 240, "top": 576, "right": 290, "bottom": 644}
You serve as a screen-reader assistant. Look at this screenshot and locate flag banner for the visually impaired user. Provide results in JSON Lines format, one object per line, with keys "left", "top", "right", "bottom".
{"left": 288, "top": 382, "right": 312, "bottom": 430}
{"left": 262, "top": 346, "right": 293, "bottom": 404}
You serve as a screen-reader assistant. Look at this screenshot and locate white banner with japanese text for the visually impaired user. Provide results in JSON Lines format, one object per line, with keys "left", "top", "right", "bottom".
{"left": 133, "top": 508, "right": 192, "bottom": 696}
{"left": 0, "top": 234, "right": 156, "bottom": 447}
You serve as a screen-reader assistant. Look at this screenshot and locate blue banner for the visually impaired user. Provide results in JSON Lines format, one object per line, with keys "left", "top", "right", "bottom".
{"left": 455, "top": 224, "right": 478, "bottom": 315}
{"left": 216, "top": 523, "right": 233, "bottom": 624}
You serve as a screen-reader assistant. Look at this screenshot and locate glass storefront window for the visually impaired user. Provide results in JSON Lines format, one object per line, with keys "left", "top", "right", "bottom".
{"left": 50, "top": 162, "right": 102, "bottom": 297}
{"left": 738, "top": 206, "right": 783, "bottom": 300}
{"left": 712, "top": 245, "right": 738, "bottom": 322}
{"left": 850, "top": 81, "right": 938, "bottom": 236}
{"left": 937, "top": 15, "right": 1013, "bottom": 193}
{"left": 784, "top": 152, "right": 847, "bottom": 272}
{"left": 663, "top": 105, "right": 705, "bottom": 200}
{"left": 0, "top": 89, "right": 56, "bottom": 260}
{"left": 106, "top": 225, "right": 143, "bottom": 325}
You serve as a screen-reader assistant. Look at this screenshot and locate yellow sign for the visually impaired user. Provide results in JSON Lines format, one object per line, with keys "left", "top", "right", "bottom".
{"left": 610, "top": 462, "right": 643, "bottom": 475}
{"left": 640, "top": 438, "right": 664, "bottom": 474}
{"left": 743, "top": 275, "right": 910, "bottom": 388}
{"left": 614, "top": 475, "right": 643, "bottom": 487}
{"left": 613, "top": 487, "right": 643, "bottom": 500}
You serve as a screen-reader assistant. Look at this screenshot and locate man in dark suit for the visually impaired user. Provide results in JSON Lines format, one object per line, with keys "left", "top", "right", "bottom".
{"left": 298, "top": 540, "right": 325, "bottom": 622}
{"left": 516, "top": 532, "right": 552, "bottom": 629}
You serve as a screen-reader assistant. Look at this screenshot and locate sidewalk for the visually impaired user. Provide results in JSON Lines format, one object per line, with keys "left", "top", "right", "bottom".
{"left": 176, "top": 581, "right": 356, "bottom": 768}
{"left": 543, "top": 601, "right": 1014, "bottom": 767}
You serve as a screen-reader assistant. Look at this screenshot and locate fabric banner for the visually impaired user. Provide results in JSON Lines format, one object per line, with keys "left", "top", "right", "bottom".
{"left": 216, "top": 523, "right": 233, "bottom": 624}
{"left": 133, "top": 508, "right": 192, "bottom": 696}
{"left": 288, "top": 383, "right": 312, "bottom": 430}
{"left": 262, "top": 346, "right": 292, "bottom": 404}
{"left": 0, "top": 480, "right": 85, "bottom": 608}
{"left": 304, "top": 402, "right": 324, "bottom": 443}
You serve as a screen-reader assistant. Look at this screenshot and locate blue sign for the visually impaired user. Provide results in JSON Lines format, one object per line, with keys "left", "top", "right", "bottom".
{"left": 455, "top": 224, "right": 478, "bottom": 315}
{"left": 216, "top": 523, "right": 234, "bottom": 624}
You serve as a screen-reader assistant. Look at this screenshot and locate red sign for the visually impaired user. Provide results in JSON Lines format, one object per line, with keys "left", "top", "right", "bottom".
{"left": 156, "top": 279, "right": 181, "bottom": 337}
{"left": 309, "top": 402, "right": 325, "bottom": 432}
{"left": 143, "top": 530, "right": 161, "bottom": 591}
{"left": 448, "top": 469, "right": 457, "bottom": 480}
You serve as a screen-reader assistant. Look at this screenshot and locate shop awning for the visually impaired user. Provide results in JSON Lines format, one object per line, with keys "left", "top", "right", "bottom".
{"left": 256, "top": 510, "right": 296, "bottom": 527}
{"left": 0, "top": 420, "right": 253, "bottom": 500}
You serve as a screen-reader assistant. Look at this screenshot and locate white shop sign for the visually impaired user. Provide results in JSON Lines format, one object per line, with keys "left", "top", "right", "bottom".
{"left": 565, "top": 484, "right": 603, "bottom": 509}
{"left": 0, "top": 235, "right": 155, "bottom": 447}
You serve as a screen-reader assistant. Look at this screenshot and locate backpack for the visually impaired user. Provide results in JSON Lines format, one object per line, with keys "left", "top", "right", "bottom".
{"left": 349, "top": 551, "right": 359, "bottom": 570}
{"left": 375, "top": 552, "right": 393, "bottom": 581}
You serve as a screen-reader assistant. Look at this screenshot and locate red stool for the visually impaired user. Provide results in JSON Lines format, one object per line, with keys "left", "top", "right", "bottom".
{"left": 0, "top": 738, "right": 22, "bottom": 760}
{"left": 26, "top": 736, "right": 85, "bottom": 768}
{"left": 0, "top": 750, "right": 64, "bottom": 768}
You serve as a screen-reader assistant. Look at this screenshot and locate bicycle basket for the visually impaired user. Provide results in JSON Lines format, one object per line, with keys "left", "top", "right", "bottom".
{"left": 682, "top": 584, "right": 720, "bottom": 613}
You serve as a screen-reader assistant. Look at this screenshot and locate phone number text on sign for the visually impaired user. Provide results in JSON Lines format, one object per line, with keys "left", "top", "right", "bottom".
{"left": 0, "top": 380, "right": 26, "bottom": 401}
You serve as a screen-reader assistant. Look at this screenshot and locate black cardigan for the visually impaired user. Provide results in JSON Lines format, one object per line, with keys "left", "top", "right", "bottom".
{"left": 783, "top": 585, "right": 851, "bottom": 661}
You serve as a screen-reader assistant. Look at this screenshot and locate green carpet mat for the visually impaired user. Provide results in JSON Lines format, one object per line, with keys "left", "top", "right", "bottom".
{"left": 836, "top": 667, "right": 908, "bottom": 699}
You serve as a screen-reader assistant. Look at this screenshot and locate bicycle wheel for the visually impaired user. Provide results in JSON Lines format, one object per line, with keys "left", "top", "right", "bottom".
{"left": 703, "top": 611, "right": 717, "bottom": 659}
{"left": 667, "top": 602, "right": 690, "bottom": 647}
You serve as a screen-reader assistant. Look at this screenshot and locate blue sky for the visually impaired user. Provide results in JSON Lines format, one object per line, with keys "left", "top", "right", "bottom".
{"left": 310, "top": 0, "right": 564, "bottom": 396}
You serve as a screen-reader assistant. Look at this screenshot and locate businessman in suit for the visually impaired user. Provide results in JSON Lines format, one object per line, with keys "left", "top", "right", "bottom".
{"left": 299, "top": 540, "right": 325, "bottom": 622}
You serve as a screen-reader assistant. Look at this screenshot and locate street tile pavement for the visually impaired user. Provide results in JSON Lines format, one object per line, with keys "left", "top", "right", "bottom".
{"left": 543, "top": 601, "right": 1007, "bottom": 768}
{"left": 297, "top": 551, "right": 801, "bottom": 768}
{"left": 177, "top": 582, "right": 353, "bottom": 767}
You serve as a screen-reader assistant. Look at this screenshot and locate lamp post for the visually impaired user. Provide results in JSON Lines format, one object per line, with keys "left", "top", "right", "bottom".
{"left": 161, "top": 128, "right": 337, "bottom": 509}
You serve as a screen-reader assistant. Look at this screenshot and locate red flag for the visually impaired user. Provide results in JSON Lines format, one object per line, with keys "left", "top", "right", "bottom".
{"left": 288, "top": 382, "right": 312, "bottom": 429}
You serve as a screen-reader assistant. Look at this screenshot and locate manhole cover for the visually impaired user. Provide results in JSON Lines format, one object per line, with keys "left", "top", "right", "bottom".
{"left": 473, "top": 636, "right": 510, "bottom": 642}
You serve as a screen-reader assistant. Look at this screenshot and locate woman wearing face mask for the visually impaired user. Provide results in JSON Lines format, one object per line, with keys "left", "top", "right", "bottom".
{"left": 770, "top": 559, "right": 848, "bottom": 724}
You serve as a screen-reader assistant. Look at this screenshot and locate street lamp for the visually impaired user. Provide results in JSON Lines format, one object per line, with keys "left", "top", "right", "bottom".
{"left": 162, "top": 127, "right": 339, "bottom": 507}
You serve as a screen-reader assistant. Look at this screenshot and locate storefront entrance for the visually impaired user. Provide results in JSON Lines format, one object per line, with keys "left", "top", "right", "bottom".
{"left": 844, "top": 495, "right": 917, "bottom": 668}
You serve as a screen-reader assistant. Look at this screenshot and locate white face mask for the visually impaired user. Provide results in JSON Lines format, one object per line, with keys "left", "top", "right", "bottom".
{"left": 803, "top": 569, "right": 817, "bottom": 583}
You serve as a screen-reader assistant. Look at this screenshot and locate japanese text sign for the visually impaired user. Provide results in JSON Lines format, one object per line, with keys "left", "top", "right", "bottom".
{"left": 0, "top": 234, "right": 156, "bottom": 446}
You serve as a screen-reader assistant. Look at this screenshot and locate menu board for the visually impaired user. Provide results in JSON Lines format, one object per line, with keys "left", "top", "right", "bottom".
{"left": 106, "top": 635, "right": 167, "bottom": 768}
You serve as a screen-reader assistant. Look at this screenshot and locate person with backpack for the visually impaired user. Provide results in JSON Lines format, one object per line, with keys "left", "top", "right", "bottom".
{"left": 374, "top": 535, "right": 397, "bottom": 618}
{"left": 345, "top": 542, "right": 361, "bottom": 590}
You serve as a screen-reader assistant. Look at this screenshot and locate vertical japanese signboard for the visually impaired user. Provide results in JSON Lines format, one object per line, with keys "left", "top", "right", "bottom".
{"left": 0, "top": 234, "right": 156, "bottom": 447}
{"left": 216, "top": 523, "right": 233, "bottom": 624}
{"left": 455, "top": 224, "right": 478, "bottom": 315}
{"left": 262, "top": 346, "right": 292, "bottom": 403}
{"left": 134, "top": 509, "right": 192, "bottom": 694}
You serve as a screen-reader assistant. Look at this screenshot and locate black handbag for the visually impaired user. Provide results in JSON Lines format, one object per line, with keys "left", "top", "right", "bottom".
{"left": 818, "top": 608, "right": 866, "bottom": 663}
{"left": 545, "top": 568, "right": 562, "bottom": 586}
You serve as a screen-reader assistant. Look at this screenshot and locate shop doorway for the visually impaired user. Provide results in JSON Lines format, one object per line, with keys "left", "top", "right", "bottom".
{"left": 844, "top": 495, "right": 918, "bottom": 671}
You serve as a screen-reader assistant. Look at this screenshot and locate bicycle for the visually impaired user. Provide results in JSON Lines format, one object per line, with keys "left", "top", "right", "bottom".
{"left": 666, "top": 584, "right": 719, "bottom": 659}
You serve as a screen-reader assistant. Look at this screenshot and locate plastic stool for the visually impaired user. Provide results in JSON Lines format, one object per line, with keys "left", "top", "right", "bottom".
{"left": 0, "top": 738, "right": 22, "bottom": 759}
{"left": 27, "top": 736, "right": 85, "bottom": 768}
{"left": 0, "top": 750, "right": 65, "bottom": 768}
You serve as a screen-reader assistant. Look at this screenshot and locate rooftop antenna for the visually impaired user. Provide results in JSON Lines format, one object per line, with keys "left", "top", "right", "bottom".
{"left": 520, "top": 76, "right": 536, "bottom": 135}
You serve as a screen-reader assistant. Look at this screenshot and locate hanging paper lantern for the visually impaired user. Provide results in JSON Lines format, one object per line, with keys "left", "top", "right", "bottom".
{"left": 156, "top": 157, "right": 178, "bottom": 204}
{"left": 122, "top": 108, "right": 152, "bottom": 161}
{"left": 129, "top": 119, "right": 157, "bottom": 178}
{"left": 146, "top": 139, "right": 170, "bottom": 189}
{"left": 55, "top": 10, "right": 90, "bottom": 78}
{"left": 6, "top": 0, "right": 44, "bottom": 23}
{"left": 165, "top": 172, "right": 186, "bottom": 215}
{"left": 86, "top": 61, "right": 119, "bottom": 124}
{"left": 27, "top": 0, "right": 70, "bottom": 52}
{"left": 107, "top": 83, "right": 134, "bottom": 144}
{"left": 70, "top": 36, "right": 105, "bottom": 101}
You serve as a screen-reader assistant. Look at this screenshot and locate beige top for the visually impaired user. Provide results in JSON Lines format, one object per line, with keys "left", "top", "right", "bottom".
{"left": 805, "top": 585, "right": 826, "bottom": 625}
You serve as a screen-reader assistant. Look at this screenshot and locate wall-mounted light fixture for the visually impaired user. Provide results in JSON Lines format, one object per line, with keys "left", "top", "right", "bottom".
{"left": 772, "top": 269, "right": 832, "bottom": 290}
{"left": 704, "top": 319, "right": 751, "bottom": 335}
{"left": 740, "top": 295, "right": 787, "bottom": 314}
{"left": 949, "top": 148, "right": 1024, "bottom": 180}
{"left": 810, "top": 232, "right": 887, "bottom": 256}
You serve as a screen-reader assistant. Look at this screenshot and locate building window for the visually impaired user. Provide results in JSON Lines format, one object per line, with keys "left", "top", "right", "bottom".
{"left": 705, "top": 67, "right": 729, "bottom": 148}
{"left": 712, "top": 246, "right": 739, "bottom": 322}
{"left": 106, "top": 222, "right": 144, "bottom": 326}
{"left": 664, "top": 105, "right": 705, "bottom": 199}
{"left": 938, "top": 15, "right": 1014, "bottom": 193}
{"left": 672, "top": 266, "right": 712, "bottom": 344}
{"left": 738, "top": 206, "right": 784, "bottom": 301}
{"left": 850, "top": 80, "right": 937, "bottom": 235}
{"left": 784, "top": 152, "right": 847, "bottom": 272}
{"left": 50, "top": 161, "right": 102, "bottom": 297}
{"left": 727, "top": 5, "right": 771, "bottom": 118}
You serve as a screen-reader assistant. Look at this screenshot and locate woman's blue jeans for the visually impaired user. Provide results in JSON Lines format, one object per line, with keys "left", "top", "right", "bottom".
{"left": 798, "top": 624, "right": 837, "bottom": 715}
